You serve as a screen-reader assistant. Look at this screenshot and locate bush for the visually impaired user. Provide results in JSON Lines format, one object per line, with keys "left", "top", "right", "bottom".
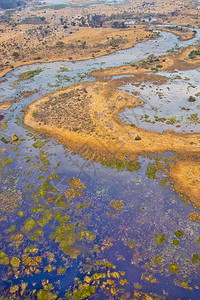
{"left": 135, "top": 135, "right": 141, "bottom": 140}
{"left": 12, "top": 52, "right": 20, "bottom": 58}
{"left": 188, "top": 95, "right": 196, "bottom": 102}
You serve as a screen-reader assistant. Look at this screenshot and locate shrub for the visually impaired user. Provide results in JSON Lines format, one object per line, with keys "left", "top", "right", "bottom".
{"left": 188, "top": 95, "right": 196, "bottom": 102}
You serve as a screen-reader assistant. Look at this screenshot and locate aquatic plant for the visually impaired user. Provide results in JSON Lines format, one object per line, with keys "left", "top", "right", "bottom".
{"left": 155, "top": 234, "right": 166, "bottom": 245}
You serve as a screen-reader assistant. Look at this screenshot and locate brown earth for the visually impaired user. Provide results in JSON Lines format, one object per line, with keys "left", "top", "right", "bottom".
{"left": 170, "top": 158, "right": 200, "bottom": 209}
{"left": 0, "top": 102, "right": 12, "bottom": 110}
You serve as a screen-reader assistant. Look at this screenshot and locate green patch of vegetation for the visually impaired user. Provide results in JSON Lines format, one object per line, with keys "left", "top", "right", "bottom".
{"left": 10, "top": 256, "right": 20, "bottom": 268}
{"left": 6, "top": 225, "right": 16, "bottom": 233}
{"left": 57, "top": 267, "right": 66, "bottom": 275}
{"left": 55, "top": 195, "right": 69, "bottom": 209}
{"left": 37, "top": 289, "right": 57, "bottom": 300}
{"left": 33, "top": 141, "right": 44, "bottom": 148}
{"left": 104, "top": 159, "right": 140, "bottom": 172}
{"left": 0, "top": 251, "right": 9, "bottom": 265}
{"left": 37, "top": 210, "right": 53, "bottom": 227}
{"left": 166, "top": 117, "right": 178, "bottom": 125}
{"left": 169, "top": 263, "right": 179, "bottom": 273}
{"left": 50, "top": 223, "right": 80, "bottom": 259}
{"left": 23, "top": 218, "right": 36, "bottom": 232}
{"left": 0, "top": 158, "right": 13, "bottom": 174}
{"left": 189, "top": 50, "right": 200, "bottom": 59}
{"left": 32, "top": 110, "right": 38, "bottom": 118}
{"left": 192, "top": 253, "right": 200, "bottom": 264}
{"left": 41, "top": 154, "right": 50, "bottom": 165}
{"left": 174, "top": 230, "right": 184, "bottom": 238}
{"left": 188, "top": 113, "right": 199, "bottom": 123}
{"left": 37, "top": 181, "right": 57, "bottom": 198}
{"left": 155, "top": 234, "right": 166, "bottom": 245}
{"left": 188, "top": 95, "right": 196, "bottom": 102}
{"left": 110, "top": 200, "right": 124, "bottom": 211}
{"left": 173, "top": 240, "right": 179, "bottom": 246}
{"left": 59, "top": 67, "right": 69, "bottom": 72}
{"left": 72, "top": 284, "right": 96, "bottom": 300}
{"left": 14, "top": 68, "right": 43, "bottom": 85}
{"left": 135, "top": 135, "right": 141, "bottom": 140}
{"left": 146, "top": 163, "right": 157, "bottom": 179}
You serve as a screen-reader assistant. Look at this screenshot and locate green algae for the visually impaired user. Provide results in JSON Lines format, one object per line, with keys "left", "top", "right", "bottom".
{"left": 169, "top": 263, "right": 179, "bottom": 273}
{"left": 32, "top": 208, "right": 44, "bottom": 213}
{"left": 80, "top": 231, "right": 96, "bottom": 241}
{"left": 192, "top": 254, "right": 200, "bottom": 264}
{"left": 0, "top": 157, "right": 13, "bottom": 174}
{"left": 0, "top": 251, "right": 9, "bottom": 265}
{"left": 30, "top": 229, "right": 43, "bottom": 241}
{"left": 55, "top": 195, "right": 69, "bottom": 209}
{"left": 10, "top": 256, "right": 21, "bottom": 268}
{"left": 23, "top": 218, "right": 37, "bottom": 232}
{"left": 17, "top": 68, "right": 43, "bottom": 82}
{"left": 174, "top": 230, "right": 184, "bottom": 238}
{"left": 72, "top": 284, "right": 95, "bottom": 300}
{"left": 155, "top": 234, "right": 166, "bottom": 245}
{"left": 37, "top": 181, "right": 57, "bottom": 198}
{"left": 110, "top": 200, "right": 124, "bottom": 211}
{"left": 55, "top": 213, "right": 70, "bottom": 223}
{"left": 50, "top": 223, "right": 81, "bottom": 258}
{"left": 37, "top": 289, "right": 57, "bottom": 300}
{"left": 173, "top": 240, "right": 179, "bottom": 246}
{"left": 18, "top": 211, "right": 24, "bottom": 217}
{"left": 10, "top": 233, "right": 24, "bottom": 247}
{"left": 6, "top": 225, "right": 16, "bottom": 233}
{"left": 104, "top": 159, "right": 141, "bottom": 172}
{"left": 57, "top": 267, "right": 66, "bottom": 275}
{"left": 41, "top": 154, "right": 50, "bottom": 165}
{"left": 146, "top": 163, "right": 157, "bottom": 179}
{"left": 37, "top": 210, "right": 53, "bottom": 227}
{"left": 33, "top": 141, "right": 44, "bottom": 148}
{"left": 47, "top": 172, "right": 60, "bottom": 180}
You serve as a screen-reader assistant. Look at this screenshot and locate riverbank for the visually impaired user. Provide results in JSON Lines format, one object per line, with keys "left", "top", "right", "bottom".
{"left": 0, "top": 26, "right": 158, "bottom": 79}
{"left": 91, "top": 45, "right": 200, "bottom": 78}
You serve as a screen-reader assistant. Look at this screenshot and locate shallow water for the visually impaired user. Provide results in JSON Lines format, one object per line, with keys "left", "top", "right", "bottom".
{"left": 0, "top": 26, "right": 200, "bottom": 299}
{"left": 119, "top": 69, "right": 200, "bottom": 133}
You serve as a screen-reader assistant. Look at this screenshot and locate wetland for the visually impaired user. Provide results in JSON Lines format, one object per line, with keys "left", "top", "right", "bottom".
{"left": 0, "top": 0, "right": 200, "bottom": 299}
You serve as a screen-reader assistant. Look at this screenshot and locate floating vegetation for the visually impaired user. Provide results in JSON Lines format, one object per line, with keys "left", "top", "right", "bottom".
{"left": 33, "top": 141, "right": 45, "bottom": 148}
{"left": 0, "top": 190, "right": 22, "bottom": 212}
{"left": 104, "top": 159, "right": 141, "bottom": 172}
{"left": 0, "top": 157, "right": 13, "bottom": 174}
{"left": 169, "top": 263, "right": 179, "bottom": 273}
{"left": 69, "top": 178, "right": 86, "bottom": 190}
{"left": 50, "top": 223, "right": 80, "bottom": 259}
{"left": 155, "top": 234, "right": 166, "bottom": 245}
{"left": 187, "top": 113, "right": 200, "bottom": 124}
{"left": 192, "top": 254, "right": 200, "bottom": 264}
{"left": 189, "top": 212, "right": 200, "bottom": 222}
{"left": 174, "top": 230, "right": 184, "bottom": 238}
{"left": 110, "top": 200, "right": 125, "bottom": 211}
{"left": 14, "top": 68, "right": 43, "bottom": 85}
{"left": 0, "top": 251, "right": 9, "bottom": 265}
{"left": 37, "top": 210, "right": 53, "bottom": 227}
{"left": 173, "top": 240, "right": 179, "bottom": 246}
{"left": 23, "top": 218, "right": 37, "bottom": 232}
